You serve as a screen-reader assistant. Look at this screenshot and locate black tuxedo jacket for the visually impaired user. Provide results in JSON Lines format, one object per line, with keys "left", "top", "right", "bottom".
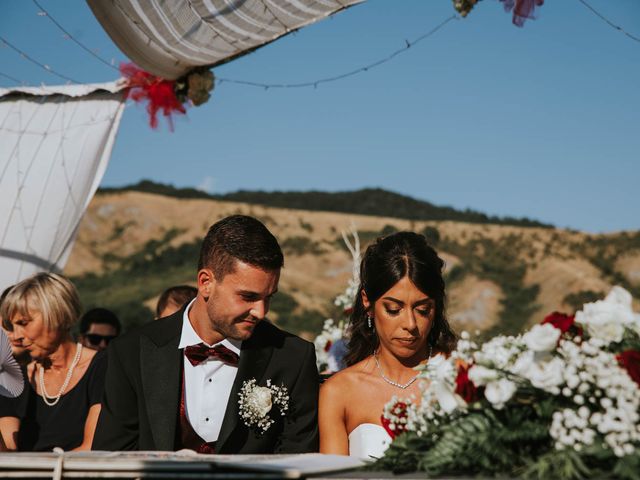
{"left": 92, "top": 309, "right": 319, "bottom": 453}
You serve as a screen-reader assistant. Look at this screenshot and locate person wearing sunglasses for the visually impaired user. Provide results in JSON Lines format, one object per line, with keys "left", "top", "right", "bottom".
{"left": 79, "top": 308, "right": 121, "bottom": 352}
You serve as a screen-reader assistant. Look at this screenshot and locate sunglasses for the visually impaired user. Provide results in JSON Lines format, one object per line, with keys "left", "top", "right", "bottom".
{"left": 85, "top": 333, "right": 117, "bottom": 346}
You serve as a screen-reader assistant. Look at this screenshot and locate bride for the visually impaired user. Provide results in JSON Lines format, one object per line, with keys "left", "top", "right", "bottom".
{"left": 319, "top": 231, "right": 457, "bottom": 459}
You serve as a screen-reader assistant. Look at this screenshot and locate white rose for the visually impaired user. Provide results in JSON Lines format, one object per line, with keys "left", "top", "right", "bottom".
{"left": 575, "top": 287, "right": 638, "bottom": 345}
{"left": 468, "top": 365, "right": 500, "bottom": 386}
{"left": 522, "top": 324, "right": 561, "bottom": 352}
{"left": 249, "top": 386, "right": 273, "bottom": 417}
{"left": 605, "top": 286, "right": 633, "bottom": 309}
{"left": 432, "top": 380, "right": 467, "bottom": 414}
{"left": 525, "top": 357, "right": 565, "bottom": 392}
{"left": 484, "top": 378, "right": 517, "bottom": 409}
{"left": 510, "top": 350, "right": 534, "bottom": 377}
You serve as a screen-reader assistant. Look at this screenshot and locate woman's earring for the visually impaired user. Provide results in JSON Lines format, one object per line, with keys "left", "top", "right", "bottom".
{"left": 367, "top": 314, "right": 373, "bottom": 329}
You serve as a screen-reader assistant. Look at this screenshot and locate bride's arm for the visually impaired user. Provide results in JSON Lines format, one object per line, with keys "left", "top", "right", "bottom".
{"left": 318, "top": 376, "right": 349, "bottom": 455}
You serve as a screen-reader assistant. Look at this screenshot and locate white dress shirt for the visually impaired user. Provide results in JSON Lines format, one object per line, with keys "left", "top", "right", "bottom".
{"left": 178, "top": 299, "right": 241, "bottom": 442}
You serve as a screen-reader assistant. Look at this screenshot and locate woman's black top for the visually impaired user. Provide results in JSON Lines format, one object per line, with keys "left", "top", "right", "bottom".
{"left": 6, "top": 350, "right": 107, "bottom": 451}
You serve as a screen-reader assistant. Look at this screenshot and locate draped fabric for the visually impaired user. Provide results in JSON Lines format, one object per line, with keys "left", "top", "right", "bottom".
{"left": 87, "top": 0, "right": 364, "bottom": 80}
{"left": 0, "top": 82, "right": 126, "bottom": 291}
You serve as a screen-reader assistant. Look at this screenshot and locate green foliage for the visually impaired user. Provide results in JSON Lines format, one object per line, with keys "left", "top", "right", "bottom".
{"left": 440, "top": 235, "right": 541, "bottom": 335}
{"left": 107, "top": 220, "right": 136, "bottom": 242}
{"left": 376, "top": 404, "right": 554, "bottom": 477}
{"left": 521, "top": 449, "right": 591, "bottom": 480}
{"left": 269, "top": 291, "right": 325, "bottom": 334}
{"left": 570, "top": 231, "right": 640, "bottom": 299}
{"left": 298, "top": 218, "right": 313, "bottom": 233}
{"left": 445, "top": 264, "right": 467, "bottom": 285}
{"left": 422, "top": 225, "right": 441, "bottom": 246}
{"left": 563, "top": 290, "right": 605, "bottom": 313}
{"left": 74, "top": 229, "right": 200, "bottom": 331}
{"left": 372, "top": 398, "right": 640, "bottom": 480}
{"left": 99, "top": 180, "right": 553, "bottom": 228}
{"left": 380, "top": 224, "right": 398, "bottom": 236}
{"left": 376, "top": 394, "right": 640, "bottom": 479}
{"left": 280, "top": 236, "right": 325, "bottom": 256}
{"left": 99, "top": 179, "right": 212, "bottom": 200}
{"left": 611, "top": 451, "right": 640, "bottom": 480}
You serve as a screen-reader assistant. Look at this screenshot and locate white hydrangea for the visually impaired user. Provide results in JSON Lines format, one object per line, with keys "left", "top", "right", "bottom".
{"left": 548, "top": 336, "right": 640, "bottom": 455}
{"left": 473, "top": 334, "right": 525, "bottom": 371}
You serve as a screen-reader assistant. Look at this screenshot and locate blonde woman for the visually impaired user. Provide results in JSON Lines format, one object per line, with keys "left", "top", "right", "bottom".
{"left": 0, "top": 273, "right": 106, "bottom": 451}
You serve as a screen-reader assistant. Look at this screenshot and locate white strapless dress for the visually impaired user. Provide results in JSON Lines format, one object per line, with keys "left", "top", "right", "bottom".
{"left": 348, "top": 423, "right": 391, "bottom": 460}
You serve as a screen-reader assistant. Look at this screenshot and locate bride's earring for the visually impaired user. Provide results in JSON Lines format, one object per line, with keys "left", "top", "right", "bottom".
{"left": 367, "top": 314, "right": 373, "bottom": 329}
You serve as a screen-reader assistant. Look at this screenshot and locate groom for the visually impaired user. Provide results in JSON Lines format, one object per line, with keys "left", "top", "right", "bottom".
{"left": 93, "top": 215, "right": 319, "bottom": 453}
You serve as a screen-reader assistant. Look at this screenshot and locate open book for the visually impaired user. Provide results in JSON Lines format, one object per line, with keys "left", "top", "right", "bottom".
{"left": 0, "top": 451, "right": 366, "bottom": 478}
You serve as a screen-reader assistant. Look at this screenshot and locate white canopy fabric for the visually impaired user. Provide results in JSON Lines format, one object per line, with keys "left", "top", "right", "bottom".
{"left": 0, "top": 82, "right": 126, "bottom": 291}
{"left": 88, "top": 0, "right": 364, "bottom": 79}
{"left": 0, "top": 329, "right": 23, "bottom": 398}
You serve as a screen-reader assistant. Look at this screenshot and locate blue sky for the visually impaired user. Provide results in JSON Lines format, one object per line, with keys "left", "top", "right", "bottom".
{"left": 1, "top": 0, "right": 639, "bottom": 233}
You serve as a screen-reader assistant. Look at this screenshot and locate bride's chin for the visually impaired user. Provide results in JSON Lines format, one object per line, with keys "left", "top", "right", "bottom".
{"left": 387, "top": 345, "right": 427, "bottom": 361}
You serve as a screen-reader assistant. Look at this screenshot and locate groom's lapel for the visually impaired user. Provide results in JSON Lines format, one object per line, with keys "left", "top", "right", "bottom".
{"left": 216, "top": 323, "right": 274, "bottom": 452}
{"left": 140, "top": 314, "right": 183, "bottom": 451}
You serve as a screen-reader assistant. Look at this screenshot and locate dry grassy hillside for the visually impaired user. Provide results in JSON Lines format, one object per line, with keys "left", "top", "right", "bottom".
{"left": 65, "top": 191, "right": 640, "bottom": 336}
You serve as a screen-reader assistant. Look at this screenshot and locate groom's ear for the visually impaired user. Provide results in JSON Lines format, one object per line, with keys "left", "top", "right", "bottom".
{"left": 197, "top": 268, "right": 215, "bottom": 298}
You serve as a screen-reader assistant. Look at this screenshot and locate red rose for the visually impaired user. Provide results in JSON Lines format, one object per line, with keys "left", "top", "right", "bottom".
{"left": 380, "top": 401, "right": 408, "bottom": 439}
{"left": 454, "top": 364, "right": 480, "bottom": 403}
{"left": 617, "top": 350, "right": 640, "bottom": 386}
{"left": 343, "top": 307, "right": 354, "bottom": 316}
{"left": 542, "top": 312, "right": 578, "bottom": 334}
{"left": 324, "top": 340, "right": 333, "bottom": 352}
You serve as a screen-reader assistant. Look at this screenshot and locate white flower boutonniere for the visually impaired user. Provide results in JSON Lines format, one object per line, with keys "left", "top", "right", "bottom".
{"left": 238, "top": 379, "right": 289, "bottom": 434}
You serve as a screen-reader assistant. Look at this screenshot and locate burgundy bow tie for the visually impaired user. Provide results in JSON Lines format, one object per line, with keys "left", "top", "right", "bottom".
{"left": 184, "top": 343, "right": 240, "bottom": 367}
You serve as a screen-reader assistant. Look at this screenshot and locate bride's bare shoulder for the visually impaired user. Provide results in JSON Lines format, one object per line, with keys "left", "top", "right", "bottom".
{"left": 321, "top": 356, "right": 375, "bottom": 393}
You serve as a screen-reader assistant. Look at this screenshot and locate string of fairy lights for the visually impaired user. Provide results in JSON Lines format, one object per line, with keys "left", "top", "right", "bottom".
{"left": 0, "top": 0, "right": 637, "bottom": 90}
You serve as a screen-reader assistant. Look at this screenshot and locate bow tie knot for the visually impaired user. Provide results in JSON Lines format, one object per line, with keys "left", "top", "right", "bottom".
{"left": 184, "top": 343, "right": 239, "bottom": 367}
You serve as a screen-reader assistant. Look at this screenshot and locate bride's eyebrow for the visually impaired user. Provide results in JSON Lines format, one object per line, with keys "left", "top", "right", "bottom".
{"left": 381, "top": 297, "right": 432, "bottom": 306}
{"left": 382, "top": 296, "right": 403, "bottom": 304}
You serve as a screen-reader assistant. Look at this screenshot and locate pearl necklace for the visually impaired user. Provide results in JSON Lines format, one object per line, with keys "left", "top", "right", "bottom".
{"left": 374, "top": 345, "right": 432, "bottom": 390}
{"left": 38, "top": 342, "right": 83, "bottom": 407}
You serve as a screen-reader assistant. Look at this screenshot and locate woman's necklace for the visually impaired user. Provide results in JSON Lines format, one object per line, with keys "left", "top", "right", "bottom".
{"left": 374, "top": 345, "right": 433, "bottom": 390}
{"left": 38, "top": 342, "right": 83, "bottom": 407}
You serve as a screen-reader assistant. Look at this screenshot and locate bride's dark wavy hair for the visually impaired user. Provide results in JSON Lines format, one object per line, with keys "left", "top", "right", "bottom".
{"left": 345, "top": 231, "right": 457, "bottom": 366}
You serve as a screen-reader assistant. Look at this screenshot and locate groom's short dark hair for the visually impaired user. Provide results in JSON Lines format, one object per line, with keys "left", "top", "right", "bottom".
{"left": 198, "top": 215, "right": 284, "bottom": 279}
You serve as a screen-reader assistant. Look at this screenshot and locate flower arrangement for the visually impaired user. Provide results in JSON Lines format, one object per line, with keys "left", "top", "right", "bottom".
{"left": 314, "top": 226, "right": 360, "bottom": 373}
{"left": 314, "top": 318, "right": 349, "bottom": 373}
{"left": 238, "top": 379, "right": 289, "bottom": 434}
{"left": 452, "top": 0, "right": 543, "bottom": 27}
{"left": 377, "top": 287, "right": 640, "bottom": 479}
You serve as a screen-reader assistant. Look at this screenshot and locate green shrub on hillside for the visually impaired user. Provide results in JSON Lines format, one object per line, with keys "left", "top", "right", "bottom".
{"left": 563, "top": 290, "right": 605, "bottom": 313}
{"left": 422, "top": 225, "right": 441, "bottom": 246}
{"left": 99, "top": 180, "right": 553, "bottom": 228}
{"left": 281, "top": 236, "right": 325, "bottom": 256}
{"left": 439, "top": 235, "right": 540, "bottom": 336}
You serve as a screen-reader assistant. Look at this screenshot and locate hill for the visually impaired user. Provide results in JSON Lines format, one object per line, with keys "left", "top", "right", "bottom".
{"left": 99, "top": 180, "right": 553, "bottom": 228}
{"left": 67, "top": 191, "right": 640, "bottom": 338}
